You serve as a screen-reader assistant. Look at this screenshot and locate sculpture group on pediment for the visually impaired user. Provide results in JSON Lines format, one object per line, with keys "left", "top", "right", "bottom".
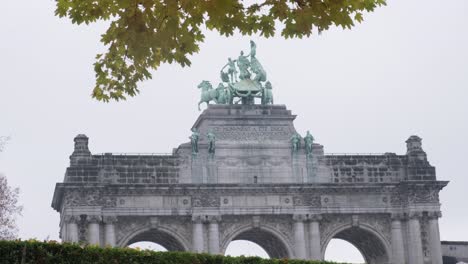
{"left": 197, "top": 41, "right": 274, "bottom": 109}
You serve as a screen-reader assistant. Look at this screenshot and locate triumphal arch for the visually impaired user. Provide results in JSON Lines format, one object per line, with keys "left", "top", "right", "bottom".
{"left": 52, "top": 41, "right": 447, "bottom": 264}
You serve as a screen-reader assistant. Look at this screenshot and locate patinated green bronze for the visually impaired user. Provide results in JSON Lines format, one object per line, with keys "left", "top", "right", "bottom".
{"left": 262, "top": 81, "right": 273, "bottom": 105}
{"left": 197, "top": 81, "right": 218, "bottom": 111}
{"left": 304, "top": 131, "right": 315, "bottom": 157}
{"left": 207, "top": 131, "right": 216, "bottom": 157}
{"left": 291, "top": 133, "right": 301, "bottom": 154}
{"left": 197, "top": 41, "right": 274, "bottom": 109}
{"left": 190, "top": 128, "right": 200, "bottom": 155}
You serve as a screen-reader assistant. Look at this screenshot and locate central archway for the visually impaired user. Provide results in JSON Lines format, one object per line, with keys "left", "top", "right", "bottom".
{"left": 322, "top": 225, "right": 391, "bottom": 264}
{"left": 221, "top": 226, "right": 293, "bottom": 259}
{"left": 119, "top": 227, "right": 189, "bottom": 252}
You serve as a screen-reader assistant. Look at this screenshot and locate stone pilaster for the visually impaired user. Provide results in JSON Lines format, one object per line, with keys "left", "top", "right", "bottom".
{"left": 293, "top": 214, "right": 307, "bottom": 259}
{"left": 192, "top": 215, "right": 205, "bottom": 253}
{"left": 207, "top": 215, "right": 221, "bottom": 254}
{"left": 191, "top": 156, "right": 203, "bottom": 183}
{"left": 103, "top": 216, "right": 117, "bottom": 247}
{"left": 427, "top": 212, "right": 443, "bottom": 264}
{"left": 87, "top": 215, "right": 101, "bottom": 246}
{"left": 308, "top": 214, "right": 322, "bottom": 260}
{"left": 407, "top": 212, "right": 424, "bottom": 264}
{"left": 390, "top": 213, "right": 405, "bottom": 264}
{"left": 64, "top": 215, "right": 80, "bottom": 243}
{"left": 292, "top": 156, "right": 305, "bottom": 183}
{"left": 207, "top": 158, "right": 218, "bottom": 183}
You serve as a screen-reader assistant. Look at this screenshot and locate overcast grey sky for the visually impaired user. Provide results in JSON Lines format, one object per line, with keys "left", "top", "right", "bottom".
{"left": 1, "top": 0, "right": 467, "bottom": 263}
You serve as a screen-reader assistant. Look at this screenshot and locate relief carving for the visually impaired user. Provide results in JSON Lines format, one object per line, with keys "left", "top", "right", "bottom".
{"left": 408, "top": 187, "right": 439, "bottom": 204}
{"left": 192, "top": 195, "right": 220, "bottom": 207}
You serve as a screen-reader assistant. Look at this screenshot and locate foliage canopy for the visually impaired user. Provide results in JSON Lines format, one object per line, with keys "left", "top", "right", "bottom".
{"left": 55, "top": 0, "right": 386, "bottom": 101}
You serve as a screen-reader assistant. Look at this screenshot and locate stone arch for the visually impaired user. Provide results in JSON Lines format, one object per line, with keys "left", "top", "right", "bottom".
{"left": 118, "top": 226, "right": 190, "bottom": 252}
{"left": 322, "top": 224, "right": 391, "bottom": 264}
{"left": 221, "top": 224, "right": 294, "bottom": 259}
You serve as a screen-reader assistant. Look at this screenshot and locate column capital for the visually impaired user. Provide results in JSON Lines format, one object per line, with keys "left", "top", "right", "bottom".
{"left": 87, "top": 215, "right": 102, "bottom": 223}
{"left": 408, "top": 211, "right": 423, "bottom": 220}
{"left": 207, "top": 215, "right": 221, "bottom": 223}
{"left": 391, "top": 213, "right": 406, "bottom": 221}
{"left": 293, "top": 214, "right": 307, "bottom": 222}
{"left": 192, "top": 215, "right": 205, "bottom": 223}
{"left": 308, "top": 214, "right": 322, "bottom": 222}
{"left": 103, "top": 216, "right": 118, "bottom": 224}
{"left": 427, "top": 211, "right": 442, "bottom": 219}
{"left": 64, "top": 215, "right": 80, "bottom": 223}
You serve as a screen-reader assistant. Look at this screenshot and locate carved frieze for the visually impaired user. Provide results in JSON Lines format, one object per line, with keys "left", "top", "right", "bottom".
{"left": 64, "top": 189, "right": 117, "bottom": 208}
{"left": 211, "top": 125, "right": 292, "bottom": 141}
{"left": 292, "top": 195, "right": 321, "bottom": 207}
{"left": 407, "top": 187, "right": 439, "bottom": 204}
{"left": 192, "top": 195, "right": 220, "bottom": 207}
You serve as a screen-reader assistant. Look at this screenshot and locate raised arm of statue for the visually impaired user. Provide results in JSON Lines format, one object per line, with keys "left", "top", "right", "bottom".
{"left": 249, "top": 40, "right": 257, "bottom": 58}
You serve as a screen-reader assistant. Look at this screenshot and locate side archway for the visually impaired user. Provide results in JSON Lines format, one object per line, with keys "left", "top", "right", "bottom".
{"left": 118, "top": 226, "right": 190, "bottom": 252}
{"left": 322, "top": 224, "right": 391, "bottom": 264}
{"left": 221, "top": 225, "right": 294, "bottom": 259}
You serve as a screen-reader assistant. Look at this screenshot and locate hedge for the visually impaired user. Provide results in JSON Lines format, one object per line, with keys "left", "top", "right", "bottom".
{"left": 0, "top": 240, "right": 344, "bottom": 264}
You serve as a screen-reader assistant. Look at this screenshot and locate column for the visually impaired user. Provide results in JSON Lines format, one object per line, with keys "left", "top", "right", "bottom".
{"left": 308, "top": 214, "right": 322, "bottom": 260}
{"left": 192, "top": 215, "right": 205, "bottom": 253}
{"left": 293, "top": 214, "right": 307, "bottom": 259}
{"left": 428, "top": 212, "right": 443, "bottom": 264}
{"left": 208, "top": 216, "right": 220, "bottom": 254}
{"left": 407, "top": 212, "right": 424, "bottom": 264}
{"left": 65, "top": 215, "right": 80, "bottom": 243}
{"left": 103, "top": 216, "right": 117, "bottom": 247}
{"left": 87, "top": 215, "right": 101, "bottom": 245}
{"left": 390, "top": 214, "right": 405, "bottom": 264}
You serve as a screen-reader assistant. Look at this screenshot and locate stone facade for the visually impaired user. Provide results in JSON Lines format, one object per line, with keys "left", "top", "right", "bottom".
{"left": 52, "top": 104, "right": 447, "bottom": 264}
{"left": 441, "top": 241, "right": 468, "bottom": 263}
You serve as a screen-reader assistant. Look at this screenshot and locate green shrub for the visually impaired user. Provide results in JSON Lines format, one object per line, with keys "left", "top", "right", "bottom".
{"left": 0, "top": 240, "right": 343, "bottom": 264}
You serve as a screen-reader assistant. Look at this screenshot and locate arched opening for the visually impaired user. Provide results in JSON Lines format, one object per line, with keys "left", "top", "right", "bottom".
{"left": 225, "top": 240, "right": 269, "bottom": 258}
{"left": 128, "top": 241, "right": 167, "bottom": 251}
{"left": 323, "top": 226, "right": 390, "bottom": 264}
{"left": 324, "top": 239, "right": 365, "bottom": 264}
{"left": 122, "top": 228, "right": 187, "bottom": 252}
{"left": 222, "top": 227, "right": 291, "bottom": 259}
